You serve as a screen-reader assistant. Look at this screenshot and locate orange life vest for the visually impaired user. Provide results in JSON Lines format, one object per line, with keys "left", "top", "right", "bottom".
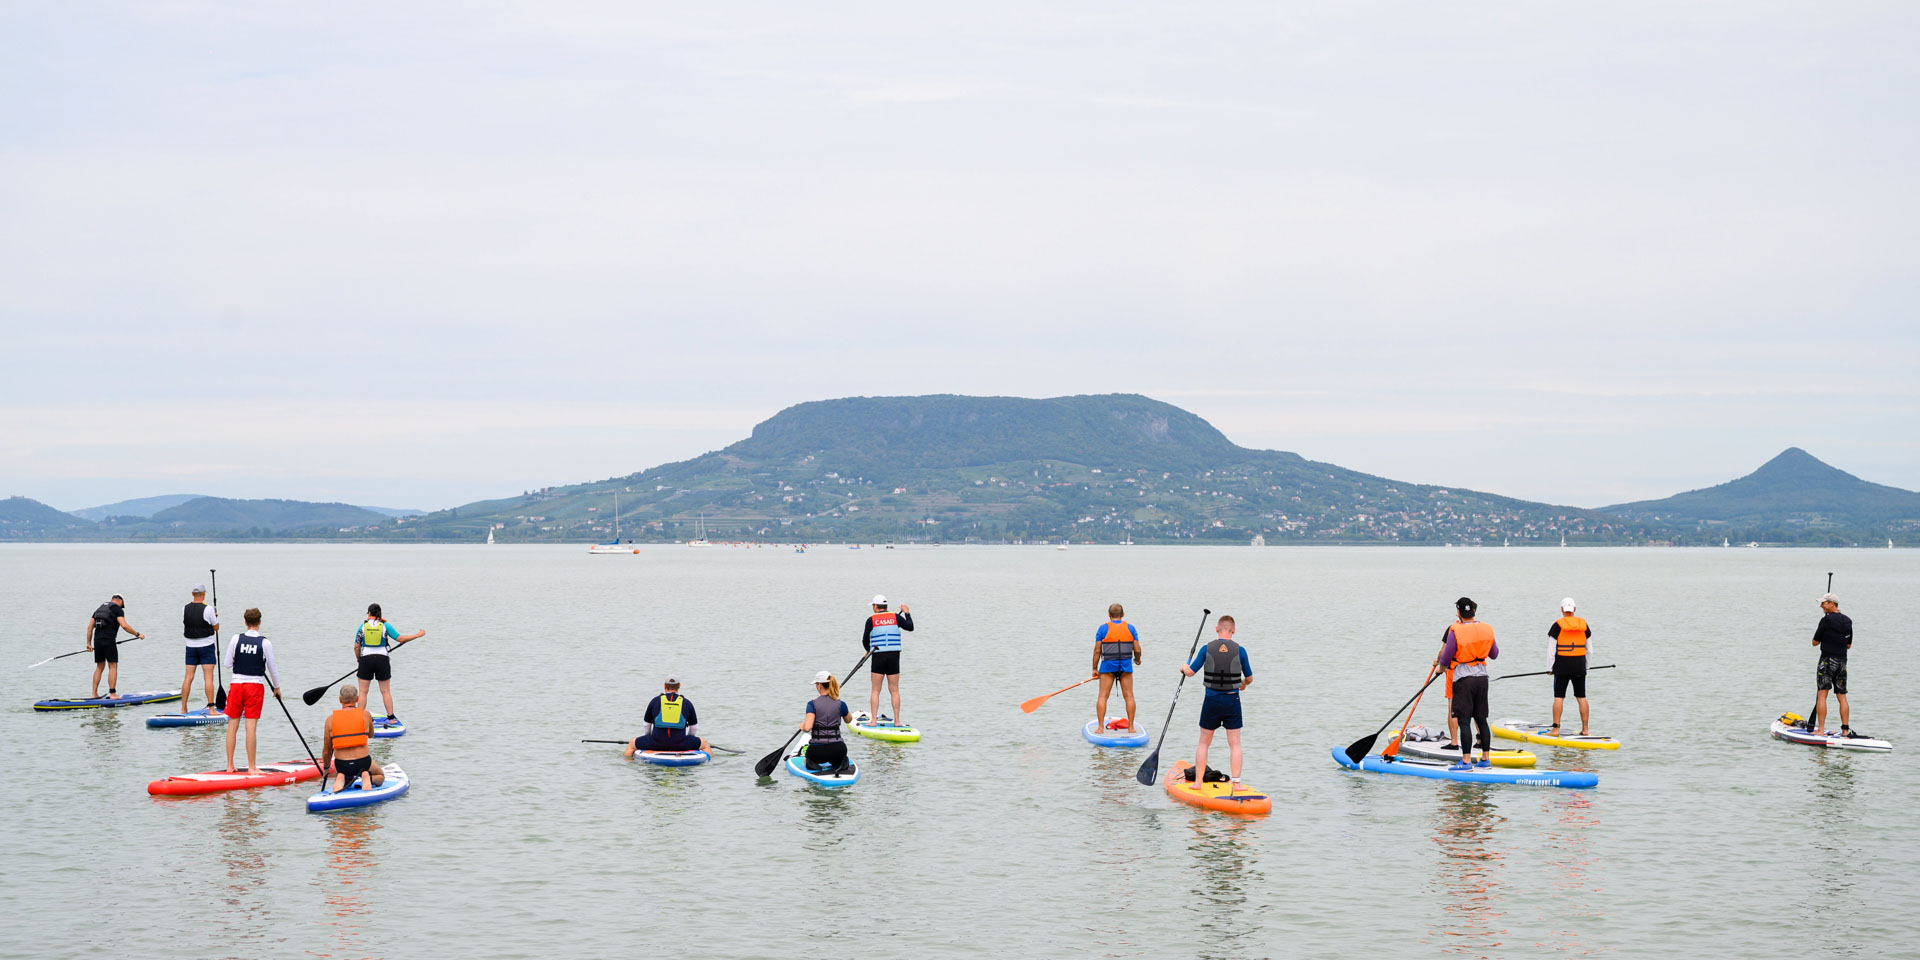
{"left": 329, "top": 708, "right": 372, "bottom": 750}
{"left": 1554, "top": 615, "right": 1589, "bottom": 657}
{"left": 1444, "top": 619, "right": 1496, "bottom": 697}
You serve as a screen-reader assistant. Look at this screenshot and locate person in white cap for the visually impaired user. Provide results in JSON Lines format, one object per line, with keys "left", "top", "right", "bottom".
{"left": 1806, "top": 592, "right": 1861, "bottom": 736}
{"left": 861, "top": 594, "right": 914, "bottom": 724}
{"left": 797, "top": 670, "right": 853, "bottom": 773}
{"left": 625, "top": 676, "right": 709, "bottom": 757}
{"left": 1547, "top": 598, "right": 1592, "bottom": 736}
{"left": 179, "top": 583, "right": 222, "bottom": 716}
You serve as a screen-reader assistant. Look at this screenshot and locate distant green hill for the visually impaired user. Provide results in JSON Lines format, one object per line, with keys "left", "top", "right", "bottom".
{"left": 419, "top": 394, "right": 1657, "bottom": 545}
{"left": 1603, "top": 448, "right": 1920, "bottom": 543}
{"left": 140, "top": 497, "right": 392, "bottom": 533}
{"left": 71, "top": 493, "right": 208, "bottom": 521}
{"left": 0, "top": 496, "right": 97, "bottom": 536}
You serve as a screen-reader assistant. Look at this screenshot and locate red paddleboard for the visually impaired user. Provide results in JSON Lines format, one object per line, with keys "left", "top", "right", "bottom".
{"left": 148, "top": 761, "right": 322, "bottom": 796}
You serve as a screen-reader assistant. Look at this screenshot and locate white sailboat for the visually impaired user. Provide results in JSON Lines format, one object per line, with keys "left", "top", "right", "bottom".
{"left": 687, "top": 512, "right": 712, "bottom": 548}
{"left": 588, "top": 493, "right": 634, "bottom": 554}
{"left": 486, "top": 528, "right": 494, "bottom": 545}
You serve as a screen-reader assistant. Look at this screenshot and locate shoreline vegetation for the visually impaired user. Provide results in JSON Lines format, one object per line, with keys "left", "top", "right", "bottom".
{"left": 7, "top": 395, "right": 1917, "bottom": 547}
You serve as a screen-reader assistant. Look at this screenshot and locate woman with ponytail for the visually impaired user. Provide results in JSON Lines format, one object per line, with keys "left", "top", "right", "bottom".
{"left": 799, "top": 670, "right": 853, "bottom": 772}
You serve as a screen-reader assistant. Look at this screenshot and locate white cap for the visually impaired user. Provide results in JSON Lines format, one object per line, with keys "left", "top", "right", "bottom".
{"left": 1561, "top": 597, "right": 1576, "bottom": 612}
{"left": 871, "top": 594, "right": 887, "bottom": 606}
{"left": 191, "top": 583, "right": 207, "bottom": 594}
{"left": 664, "top": 675, "right": 680, "bottom": 685}
{"left": 1820, "top": 592, "right": 1839, "bottom": 605}
{"left": 813, "top": 670, "right": 833, "bottom": 684}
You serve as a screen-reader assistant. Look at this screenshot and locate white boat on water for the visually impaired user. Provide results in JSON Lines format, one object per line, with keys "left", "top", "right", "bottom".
{"left": 486, "top": 528, "right": 494, "bottom": 545}
{"left": 686, "top": 513, "right": 712, "bottom": 548}
{"left": 1251, "top": 534, "right": 1266, "bottom": 547}
{"left": 589, "top": 493, "right": 636, "bottom": 554}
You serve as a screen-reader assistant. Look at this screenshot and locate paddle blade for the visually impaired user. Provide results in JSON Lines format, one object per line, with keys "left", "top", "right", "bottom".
{"left": 1019, "top": 693, "right": 1051, "bottom": 714}
{"left": 214, "top": 685, "right": 227, "bottom": 711}
{"left": 1135, "top": 749, "right": 1161, "bottom": 786}
{"left": 1343, "top": 734, "right": 1378, "bottom": 765}
{"left": 753, "top": 750, "right": 782, "bottom": 778}
{"left": 301, "top": 685, "right": 328, "bottom": 706}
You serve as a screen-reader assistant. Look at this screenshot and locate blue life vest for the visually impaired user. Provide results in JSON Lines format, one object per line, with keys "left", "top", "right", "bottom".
{"left": 232, "top": 634, "right": 268, "bottom": 676}
{"left": 868, "top": 612, "right": 903, "bottom": 652}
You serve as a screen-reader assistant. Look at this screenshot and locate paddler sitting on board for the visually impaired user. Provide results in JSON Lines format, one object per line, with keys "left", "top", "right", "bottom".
{"left": 320, "top": 685, "right": 384, "bottom": 792}
{"left": 1091, "top": 603, "right": 1143, "bottom": 735}
{"left": 799, "top": 670, "right": 853, "bottom": 772}
{"left": 1436, "top": 597, "right": 1498, "bottom": 771}
{"left": 625, "top": 675, "right": 711, "bottom": 758}
{"left": 1178, "top": 615, "right": 1252, "bottom": 793}
{"left": 1547, "top": 597, "right": 1592, "bottom": 736}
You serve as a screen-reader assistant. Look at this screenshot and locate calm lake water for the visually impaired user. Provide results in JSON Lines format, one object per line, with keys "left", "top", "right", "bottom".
{"left": 3, "top": 544, "right": 1914, "bottom": 958}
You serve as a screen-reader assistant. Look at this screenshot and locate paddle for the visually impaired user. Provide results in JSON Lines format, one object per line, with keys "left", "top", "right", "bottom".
{"left": 1020, "top": 675, "right": 1098, "bottom": 714}
{"left": 754, "top": 652, "right": 870, "bottom": 777}
{"left": 1134, "top": 609, "right": 1211, "bottom": 787}
{"left": 273, "top": 691, "right": 325, "bottom": 779}
{"left": 1343, "top": 665, "right": 1441, "bottom": 765}
{"left": 581, "top": 739, "right": 744, "bottom": 755}
{"left": 210, "top": 569, "right": 228, "bottom": 712}
{"left": 31, "top": 637, "right": 140, "bottom": 669}
{"left": 1803, "top": 572, "right": 1832, "bottom": 731}
{"left": 1494, "top": 664, "right": 1616, "bottom": 681}
{"left": 302, "top": 637, "right": 418, "bottom": 706}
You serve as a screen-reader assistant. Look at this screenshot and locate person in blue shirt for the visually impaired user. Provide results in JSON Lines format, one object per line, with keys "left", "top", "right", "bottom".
{"left": 1179, "top": 614, "right": 1253, "bottom": 792}
{"left": 353, "top": 603, "right": 425, "bottom": 722}
{"left": 1091, "top": 603, "right": 1144, "bottom": 734}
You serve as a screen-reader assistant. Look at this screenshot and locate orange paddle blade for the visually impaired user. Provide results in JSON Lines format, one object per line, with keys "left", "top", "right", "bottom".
{"left": 1020, "top": 676, "right": 1099, "bottom": 713}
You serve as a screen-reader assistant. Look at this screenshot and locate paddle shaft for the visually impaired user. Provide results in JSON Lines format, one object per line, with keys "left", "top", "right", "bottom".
{"left": 1020, "top": 675, "right": 1098, "bottom": 713}
{"left": 581, "top": 739, "right": 742, "bottom": 754}
{"left": 1807, "top": 573, "right": 1833, "bottom": 728}
{"left": 1494, "top": 664, "right": 1616, "bottom": 681}
{"left": 1135, "top": 609, "right": 1211, "bottom": 786}
{"left": 302, "top": 637, "right": 418, "bottom": 705}
{"left": 1345, "top": 667, "right": 1440, "bottom": 763}
{"left": 210, "top": 569, "right": 227, "bottom": 710}
{"left": 33, "top": 636, "right": 141, "bottom": 669}
{"left": 755, "top": 651, "right": 870, "bottom": 776}
{"left": 274, "top": 692, "right": 325, "bottom": 777}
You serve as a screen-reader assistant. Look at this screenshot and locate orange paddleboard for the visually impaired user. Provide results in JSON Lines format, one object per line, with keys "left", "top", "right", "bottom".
{"left": 1164, "top": 761, "right": 1272, "bottom": 816}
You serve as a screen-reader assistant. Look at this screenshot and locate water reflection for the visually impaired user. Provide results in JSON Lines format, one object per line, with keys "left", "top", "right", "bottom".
{"left": 213, "top": 793, "right": 273, "bottom": 957}
{"left": 1802, "top": 752, "right": 1863, "bottom": 943}
{"left": 798, "top": 782, "right": 855, "bottom": 852}
{"left": 1085, "top": 749, "right": 1152, "bottom": 957}
{"left": 317, "top": 811, "right": 384, "bottom": 960}
{"left": 1426, "top": 783, "right": 1508, "bottom": 956}
{"left": 1181, "top": 818, "right": 1264, "bottom": 960}
{"left": 1541, "top": 790, "right": 1603, "bottom": 955}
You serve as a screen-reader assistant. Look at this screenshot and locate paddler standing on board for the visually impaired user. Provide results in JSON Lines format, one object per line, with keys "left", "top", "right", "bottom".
{"left": 354, "top": 603, "right": 425, "bottom": 725}
{"left": 625, "top": 676, "right": 711, "bottom": 757}
{"left": 1804, "top": 592, "right": 1860, "bottom": 737}
{"left": 179, "top": 583, "right": 221, "bottom": 716}
{"left": 1178, "top": 614, "right": 1253, "bottom": 793}
{"left": 1437, "top": 597, "right": 1498, "bottom": 771}
{"left": 84, "top": 594, "right": 144, "bottom": 700}
{"left": 1092, "top": 603, "right": 1143, "bottom": 735}
{"left": 320, "top": 685, "right": 383, "bottom": 792}
{"left": 1547, "top": 598, "right": 1591, "bottom": 736}
{"left": 862, "top": 595, "right": 913, "bottom": 724}
{"left": 223, "top": 608, "right": 281, "bottom": 776}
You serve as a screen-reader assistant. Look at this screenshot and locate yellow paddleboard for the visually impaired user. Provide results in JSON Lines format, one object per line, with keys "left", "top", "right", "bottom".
{"left": 1491, "top": 719, "right": 1620, "bottom": 750}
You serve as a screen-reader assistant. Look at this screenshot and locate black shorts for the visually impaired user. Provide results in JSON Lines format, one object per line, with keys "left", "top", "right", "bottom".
{"left": 870, "top": 651, "right": 901, "bottom": 676}
{"left": 803, "top": 740, "right": 849, "bottom": 770}
{"left": 1817, "top": 657, "right": 1848, "bottom": 695}
{"left": 639, "top": 730, "right": 702, "bottom": 752}
{"left": 1553, "top": 657, "right": 1588, "bottom": 699}
{"left": 1450, "top": 674, "right": 1489, "bottom": 720}
{"left": 93, "top": 639, "right": 119, "bottom": 664}
{"left": 356, "top": 654, "right": 392, "bottom": 681}
{"left": 333, "top": 755, "right": 373, "bottom": 782}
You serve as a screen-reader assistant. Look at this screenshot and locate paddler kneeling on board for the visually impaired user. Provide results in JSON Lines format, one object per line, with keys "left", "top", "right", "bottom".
{"left": 1092, "top": 603, "right": 1143, "bottom": 736}
{"left": 1179, "top": 615, "right": 1253, "bottom": 793}
{"left": 799, "top": 670, "right": 853, "bottom": 773}
{"left": 625, "top": 675, "right": 710, "bottom": 758}
{"left": 1438, "top": 597, "right": 1498, "bottom": 771}
{"left": 321, "top": 685, "right": 384, "bottom": 792}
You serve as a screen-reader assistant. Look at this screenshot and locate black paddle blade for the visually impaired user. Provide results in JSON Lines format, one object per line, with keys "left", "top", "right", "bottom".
{"left": 1135, "top": 749, "right": 1161, "bottom": 786}
{"left": 753, "top": 750, "right": 782, "bottom": 778}
{"left": 214, "top": 686, "right": 227, "bottom": 711}
{"left": 1343, "top": 734, "right": 1378, "bottom": 765}
{"left": 301, "top": 685, "right": 328, "bottom": 706}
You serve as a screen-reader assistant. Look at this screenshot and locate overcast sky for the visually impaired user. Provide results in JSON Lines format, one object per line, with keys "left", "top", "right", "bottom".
{"left": 3, "top": 3, "right": 1915, "bottom": 512}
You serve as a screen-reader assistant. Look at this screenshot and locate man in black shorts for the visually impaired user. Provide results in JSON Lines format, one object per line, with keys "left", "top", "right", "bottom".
{"left": 83, "top": 595, "right": 144, "bottom": 700}
{"left": 1807, "top": 592, "right": 1858, "bottom": 736}
{"left": 1547, "top": 597, "right": 1592, "bottom": 736}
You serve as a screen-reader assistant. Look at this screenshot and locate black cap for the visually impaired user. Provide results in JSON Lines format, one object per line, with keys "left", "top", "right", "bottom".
{"left": 1455, "top": 596, "right": 1477, "bottom": 617}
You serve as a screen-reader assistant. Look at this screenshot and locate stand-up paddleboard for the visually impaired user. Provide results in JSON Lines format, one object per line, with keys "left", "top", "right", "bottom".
{"left": 784, "top": 747, "right": 859, "bottom": 787}
{"left": 1331, "top": 748, "right": 1598, "bottom": 788}
{"left": 1772, "top": 713, "right": 1892, "bottom": 752}
{"left": 1164, "top": 761, "right": 1272, "bottom": 816}
{"left": 146, "top": 707, "right": 230, "bottom": 727}
{"left": 35, "top": 690, "right": 180, "bottom": 711}
{"left": 849, "top": 712, "right": 919, "bottom": 743}
{"left": 1083, "top": 718, "right": 1150, "bottom": 748}
{"left": 371, "top": 717, "right": 406, "bottom": 738}
{"left": 1491, "top": 719, "right": 1620, "bottom": 750}
{"left": 637, "top": 750, "right": 711, "bottom": 766}
{"left": 148, "top": 760, "right": 322, "bottom": 796}
{"left": 308, "top": 764, "right": 410, "bottom": 812}
{"left": 1393, "top": 734, "right": 1536, "bottom": 768}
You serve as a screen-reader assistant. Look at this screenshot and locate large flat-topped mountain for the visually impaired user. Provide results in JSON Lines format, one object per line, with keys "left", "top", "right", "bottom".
{"left": 441, "top": 394, "right": 1648, "bottom": 544}
{"left": 1605, "top": 448, "right": 1920, "bottom": 537}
